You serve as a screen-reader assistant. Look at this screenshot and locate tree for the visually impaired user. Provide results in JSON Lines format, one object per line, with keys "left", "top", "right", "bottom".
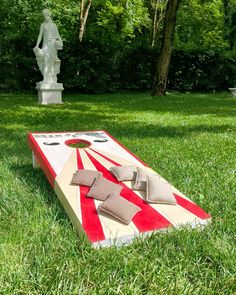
{"left": 152, "top": 0, "right": 181, "bottom": 96}
{"left": 79, "top": 0, "right": 92, "bottom": 42}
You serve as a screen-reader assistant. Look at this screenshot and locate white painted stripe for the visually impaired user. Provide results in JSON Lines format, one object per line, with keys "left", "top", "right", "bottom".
{"left": 133, "top": 187, "right": 201, "bottom": 226}
{"left": 35, "top": 136, "right": 74, "bottom": 176}
{"left": 55, "top": 150, "right": 82, "bottom": 222}
{"left": 91, "top": 137, "right": 145, "bottom": 166}
{"left": 90, "top": 147, "right": 145, "bottom": 167}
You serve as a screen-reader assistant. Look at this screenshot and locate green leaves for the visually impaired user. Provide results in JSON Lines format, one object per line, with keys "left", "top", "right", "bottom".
{"left": 175, "top": 0, "right": 230, "bottom": 51}
{"left": 97, "top": 0, "right": 151, "bottom": 40}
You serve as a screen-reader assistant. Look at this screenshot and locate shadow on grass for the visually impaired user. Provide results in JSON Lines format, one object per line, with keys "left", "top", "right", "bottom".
{"left": 0, "top": 92, "right": 236, "bottom": 118}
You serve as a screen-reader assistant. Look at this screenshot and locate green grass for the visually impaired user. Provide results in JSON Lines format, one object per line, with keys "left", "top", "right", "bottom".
{"left": 0, "top": 91, "right": 235, "bottom": 294}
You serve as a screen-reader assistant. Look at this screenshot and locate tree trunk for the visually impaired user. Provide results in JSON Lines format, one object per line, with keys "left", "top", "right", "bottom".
{"left": 152, "top": 0, "right": 181, "bottom": 96}
{"left": 151, "top": 0, "right": 165, "bottom": 48}
{"left": 151, "top": 0, "right": 158, "bottom": 48}
{"left": 79, "top": 0, "right": 92, "bottom": 42}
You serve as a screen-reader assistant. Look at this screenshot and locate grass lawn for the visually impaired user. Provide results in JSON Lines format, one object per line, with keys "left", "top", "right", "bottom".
{"left": 0, "top": 91, "right": 235, "bottom": 294}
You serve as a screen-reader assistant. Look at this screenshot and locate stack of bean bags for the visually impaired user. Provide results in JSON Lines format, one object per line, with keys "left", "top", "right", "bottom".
{"left": 72, "top": 165, "right": 177, "bottom": 225}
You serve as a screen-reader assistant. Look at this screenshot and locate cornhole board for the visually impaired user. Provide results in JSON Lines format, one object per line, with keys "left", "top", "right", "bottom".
{"left": 28, "top": 130, "right": 211, "bottom": 247}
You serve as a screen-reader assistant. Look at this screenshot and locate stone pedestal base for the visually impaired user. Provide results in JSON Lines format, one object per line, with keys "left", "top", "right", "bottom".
{"left": 229, "top": 88, "right": 236, "bottom": 97}
{"left": 36, "top": 82, "right": 64, "bottom": 105}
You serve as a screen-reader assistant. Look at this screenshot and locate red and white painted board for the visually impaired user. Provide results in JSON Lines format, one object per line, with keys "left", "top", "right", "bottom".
{"left": 28, "top": 130, "right": 211, "bottom": 247}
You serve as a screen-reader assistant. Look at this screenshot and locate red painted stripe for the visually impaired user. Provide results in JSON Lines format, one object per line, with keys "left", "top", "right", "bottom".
{"left": 76, "top": 149, "right": 105, "bottom": 243}
{"left": 89, "top": 148, "right": 121, "bottom": 167}
{"left": 174, "top": 194, "right": 211, "bottom": 220}
{"left": 85, "top": 150, "right": 172, "bottom": 232}
{"left": 102, "top": 130, "right": 148, "bottom": 167}
{"left": 28, "top": 133, "right": 56, "bottom": 187}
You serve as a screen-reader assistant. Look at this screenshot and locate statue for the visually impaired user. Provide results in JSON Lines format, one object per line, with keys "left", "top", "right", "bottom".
{"left": 229, "top": 86, "right": 236, "bottom": 97}
{"left": 33, "top": 9, "right": 64, "bottom": 104}
{"left": 34, "top": 9, "right": 63, "bottom": 83}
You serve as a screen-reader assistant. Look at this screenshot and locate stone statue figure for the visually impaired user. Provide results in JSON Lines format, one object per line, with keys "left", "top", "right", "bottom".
{"left": 33, "top": 9, "right": 63, "bottom": 83}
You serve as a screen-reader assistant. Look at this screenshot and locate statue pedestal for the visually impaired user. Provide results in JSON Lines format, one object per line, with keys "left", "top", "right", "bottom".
{"left": 229, "top": 88, "right": 236, "bottom": 97}
{"left": 36, "top": 82, "right": 64, "bottom": 105}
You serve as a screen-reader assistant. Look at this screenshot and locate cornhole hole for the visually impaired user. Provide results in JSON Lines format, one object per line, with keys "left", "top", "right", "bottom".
{"left": 28, "top": 130, "right": 211, "bottom": 247}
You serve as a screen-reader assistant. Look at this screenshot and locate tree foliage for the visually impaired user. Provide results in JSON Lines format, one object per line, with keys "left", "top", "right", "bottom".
{"left": 0, "top": 0, "right": 235, "bottom": 92}
{"left": 175, "top": 0, "right": 229, "bottom": 52}
{"left": 224, "top": 0, "right": 236, "bottom": 50}
{"left": 96, "top": 0, "right": 151, "bottom": 43}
